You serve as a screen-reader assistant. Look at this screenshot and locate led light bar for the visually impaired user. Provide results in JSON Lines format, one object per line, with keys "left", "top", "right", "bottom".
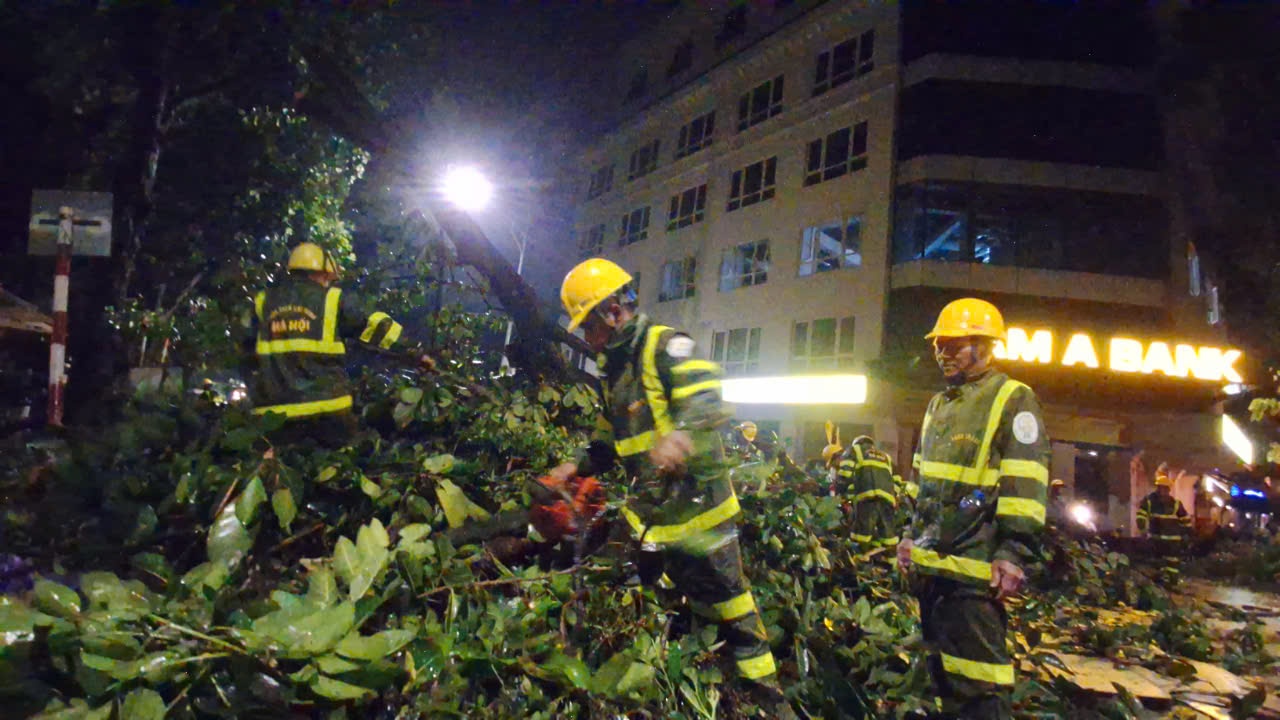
{"left": 721, "top": 374, "right": 867, "bottom": 405}
{"left": 1221, "top": 414, "right": 1254, "bottom": 465}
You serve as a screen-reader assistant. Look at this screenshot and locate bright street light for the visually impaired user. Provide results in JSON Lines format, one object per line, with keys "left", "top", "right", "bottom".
{"left": 442, "top": 166, "right": 493, "bottom": 211}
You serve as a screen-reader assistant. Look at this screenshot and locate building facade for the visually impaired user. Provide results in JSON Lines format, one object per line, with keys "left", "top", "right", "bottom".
{"left": 572, "top": 0, "right": 1241, "bottom": 533}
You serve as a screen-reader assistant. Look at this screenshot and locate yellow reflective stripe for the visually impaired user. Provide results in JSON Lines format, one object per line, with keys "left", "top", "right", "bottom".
{"left": 853, "top": 489, "right": 897, "bottom": 505}
{"left": 736, "top": 652, "right": 777, "bottom": 680}
{"left": 711, "top": 591, "right": 757, "bottom": 621}
{"left": 672, "top": 359, "right": 718, "bottom": 374}
{"left": 324, "top": 288, "right": 341, "bottom": 342}
{"left": 999, "top": 458, "right": 1048, "bottom": 485}
{"left": 256, "top": 338, "right": 346, "bottom": 355}
{"left": 975, "top": 379, "right": 1026, "bottom": 471}
{"left": 851, "top": 533, "right": 874, "bottom": 542}
{"left": 857, "top": 459, "right": 893, "bottom": 473}
{"left": 877, "top": 537, "right": 900, "bottom": 547}
{"left": 359, "top": 312, "right": 392, "bottom": 343}
{"left": 254, "top": 291, "right": 265, "bottom": 321}
{"left": 941, "top": 653, "right": 1014, "bottom": 686}
{"left": 996, "top": 496, "right": 1045, "bottom": 524}
{"left": 641, "top": 324, "right": 675, "bottom": 436}
{"left": 920, "top": 460, "right": 998, "bottom": 487}
{"left": 380, "top": 321, "right": 403, "bottom": 348}
{"left": 615, "top": 430, "right": 655, "bottom": 457}
{"left": 621, "top": 492, "right": 740, "bottom": 545}
{"left": 910, "top": 547, "right": 992, "bottom": 582}
{"left": 1154, "top": 535, "right": 1184, "bottom": 541}
{"left": 671, "top": 379, "right": 720, "bottom": 400}
{"left": 252, "top": 394, "right": 353, "bottom": 418}
{"left": 1149, "top": 513, "right": 1181, "bottom": 519}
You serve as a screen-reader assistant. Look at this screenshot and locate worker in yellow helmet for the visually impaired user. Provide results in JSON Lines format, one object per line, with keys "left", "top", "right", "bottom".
{"left": 549, "top": 258, "right": 792, "bottom": 717}
{"left": 1136, "top": 463, "right": 1191, "bottom": 547}
{"left": 898, "top": 298, "right": 1050, "bottom": 720}
{"left": 244, "top": 242, "right": 428, "bottom": 446}
{"left": 838, "top": 435, "right": 898, "bottom": 547}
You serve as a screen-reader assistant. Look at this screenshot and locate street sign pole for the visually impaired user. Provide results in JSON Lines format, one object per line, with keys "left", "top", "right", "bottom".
{"left": 48, "top": 207, "right": 73, "bottom": 427}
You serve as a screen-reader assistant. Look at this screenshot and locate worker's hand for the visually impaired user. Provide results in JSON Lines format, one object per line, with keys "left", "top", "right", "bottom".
{"left": 548, "top": 462, "right": 577, "bottom": 485}
{"left": 897, "top": 537, "right": 913, "bottom": 570}
{"left": 990, "top": 559, "right": 1025, "bottom": 601}
{"left": 650, "top": 431, "right": 693, "bottom": 472}
{"left": 419, "top": 354, "right": 437, "bottom": 372}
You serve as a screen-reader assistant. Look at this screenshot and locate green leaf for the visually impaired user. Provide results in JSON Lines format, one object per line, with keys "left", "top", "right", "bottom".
{"left": 311, "top": 674, "right": 375, "bottom": 700}
{"left": 236, "top": 477, "right": 267, "bottom": 526}
{"left": 307, "top": 569, "right": 338, "bottom": 608}
{"left": 28, "top": 698, "right": 113, "bottom": 720}
{"left": 33, "top": 579, "right": 81, "bottom": 619}
{"left": 0, "top": 597, "right": 56, "bottom": 641}
{"left": 435, "top": 479, "right": 489, "bottom": 529}
{"left": 335, "top": 628, "right": 416, "bottom": 660}
{"left": 398, "top": 524, "right": 431, "bottom": 544}
{"left": 316, "top": 466, "right": 339, "bottom": 484}
{"left": 252, "top": 601, "right": 356, "bottom": 658}
{"left": 316, "top": 654, "right": 363, "bottom": 674}
{"left": 272, "top": 488, "right": 297, "bottom": 530}
{"left": 128, "top": 505, "right": 158, "bottom": 543}
{"left": 333, "top": 537, "right": 360, "bottom": 593}
{"left": 79, "top": 572, "right": 151, "bottom": 618}
{"left": 359, "top": 475, "right": 382, "bottom": 499}
{"left": 208, "top": 500, "right": 254, "bottom": 570}
{"left": 399, "top": 387, "right": 424, "bottom": 405}
{"left": 543, "top": 652, "right": 590, "bottom": 690}
{"left": 120, "top": 688, "right": 165, "bottom": 720}
{"left": 421, "top": 454, "right": 455, "bottom": 475}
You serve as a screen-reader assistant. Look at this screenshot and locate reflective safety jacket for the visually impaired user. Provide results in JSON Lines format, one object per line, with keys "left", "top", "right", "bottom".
{"left": 838, "top": 444, "right": 896, "bottom": 508}
{"left": 908, "top": 371, "right": 1050, "bottom": 586}
{"left": 249, "top": 277, "right": 406, "bottom": 419}
{"left": 1136, "top": 491, "right": 1191, "bottom": 540}
{"left": 574, "top": 314, "right": 736, "bottom": 550}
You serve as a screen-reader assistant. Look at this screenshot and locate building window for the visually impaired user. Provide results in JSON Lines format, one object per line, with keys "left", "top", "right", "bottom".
{"left": 628, "top": 139, "right": 661, "bottom": 180}
{"left": 1188, "top": 246, "right": 1202, "bottom": 296}
{"left": 791, "top": 316, "right": 857, "bottom": 369}
{"left": 1208, "top": 285, "right": 1221, "bottom": 324}
{"left": 625, "top": 69, "right": 647, "bottom": 102}
{"left": 800, "top": 217, "right": 863, "bottom": 276}
{"left": 659, "top": 256, "right": 697, "bottom": 301}
{"left": 737, "top": 74, "right": 785, "bottom": 132}
{"left": 720, "top": 239, "right": 770, "bottom": 291}
{"left": 618, "top": 206, "right": 650, "bottom": 247}
{"left": 667, "top": 183, "right": 708, "bottom": 230}
{"left": 716, "top": 5, "right": 748, "bottom": 48}
{"left": 712, "top": 327, "right": 762, "bottom": 375}
{"left": 587, "top": 164, "right": 614, "bottom": 199}
{"left": 804, "top": 122, "right": 868, "bottom": 186}
{"left": 727, "top": 156, "right": 778, "bottom": 211}
{"left": 629, "top": 271, "right": 642, "bottom": 302}
{"left": 667, "top": 39, "right": 693, "bottom": 78}
{"left": 813, "top": 30, "right": 875, "bottom": 96}
{"left": 676, "top": 111, "right": 716, "bottom": 159}
{"left": 581, "top": 223, "right": 606, "bottom": 259}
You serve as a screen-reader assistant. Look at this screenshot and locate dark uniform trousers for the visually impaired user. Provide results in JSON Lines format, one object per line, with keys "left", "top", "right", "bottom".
{"left": 918, "top": 578, "right": 1012, "bottom": 719}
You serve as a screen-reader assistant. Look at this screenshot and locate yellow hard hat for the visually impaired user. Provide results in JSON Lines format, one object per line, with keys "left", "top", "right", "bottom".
{"left": 925, "top": 298, "right": 1006, "bottom": 341}
{"left": 737, "top": 421, "right": 758, "bottom": 442}
{"left": 851, "top": 435, "right": 874, "bottom": 447}
{"left": 288, "top": 243, "right": 339, "bottom": 273}
{"left": 822, "top": 443, "right": 844, "bottom": 465}
{"left": 1051, "top": 478, "right": 1066, "bottom": 488}
{"left": 1154, "top": 471, "right": 1172, "bottom": 487}
{"left": 561, "top": 258, "right": 632, "bottom": 332}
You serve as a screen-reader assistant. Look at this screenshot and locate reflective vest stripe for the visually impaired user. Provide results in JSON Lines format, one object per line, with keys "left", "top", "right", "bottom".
{"left": 620, "top": 491, "right": 740, "bottom": 545}
{"left": 910, "top": 546, "right": 992, "bottom": 583}
{"left": 256, "top": 287, "right": 345, "bottom": 355}
{"left": 853, "top": 489, "right": 897, "bottom": 505}
{"left": 918, "top": 379, "right": 1028, "bottom": 488}
{"left": 360, "top": 311, "right": 403, "bottom": 349}
{"left": 857, "top": 459, "right": 893, "bottom": 473}
{"left": 996, "top": 496, "right": 1046, "bottom": 523}
{"left": 711, "top": 591, "right": 757, "bottom": 621}
{"left": 253, "top": 394, "right": 353, "bottom": 418}
{"left": 254, "top": 291, "right": 265, "bottom": 321}
{"left": 672, "top": 359, "right": 718, "bottom": 375}
{"left": 614, "top": 324, "right": 675, "bottom": 456}
{"left": 671, "top": 379, "right": 720, "bottom": 400}
{"left": 736, "top": 652, "right": 777, "bottom": 680}
{"left": 941, "top": 653, "right": 1014, "bottom": 686}
{"left": 615, "top": 430, "right": 655, "bottom": 457}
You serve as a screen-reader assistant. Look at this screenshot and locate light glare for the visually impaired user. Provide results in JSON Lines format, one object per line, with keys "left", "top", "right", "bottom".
{"left": 1069, "top": 503, "right": 1093, "bottom": 526}
{"left": 721, "top": 374, "right": 867, "bottom": 405}
{"left": 1221, "top": 414, "right": 1254, "bottom": 465}
{"left": 443, "top": 166, "right": 493, "bottom": 211}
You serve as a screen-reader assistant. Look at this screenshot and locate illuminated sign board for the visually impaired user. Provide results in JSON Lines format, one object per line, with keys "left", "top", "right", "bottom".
{"left": 992, "top": 327, "right": 1243, "bottom": 383}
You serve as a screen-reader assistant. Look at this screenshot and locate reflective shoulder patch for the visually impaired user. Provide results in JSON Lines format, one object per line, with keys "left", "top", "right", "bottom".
{"left": 1012, "top": 411, "right": 1039, "bottom": 445}
{"left": 665, "top": 335, "right": 695, "bottom": 359}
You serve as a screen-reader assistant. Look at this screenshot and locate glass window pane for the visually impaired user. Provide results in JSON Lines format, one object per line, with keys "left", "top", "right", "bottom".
{"left": 852, "top": 122, "right": 868, "bottom": 156}
{"left": 728, "top": 328, "right": 747, "bottom": 362}
{"left": 839, "top": 317, "right": 856, "bottom": 354}
{"left": 748, "top": 328, "right": 761, "bottom": 359}
{"left": 712, "top": 331, "right": 725, "bottom": 361}
{"left": 814, "top": 51, "right": 830, "bottom": 86}
{"left": 792, "top": 322, "right": 808, "bottom": 357}
{"left": 811, "top": 318, "right": 836, "bottom": 357}
{"left": 807, "top": 140, "right": 823, "bottom": 173}
{"left": 826, "top": 128, "right": 851, "bottom": 167}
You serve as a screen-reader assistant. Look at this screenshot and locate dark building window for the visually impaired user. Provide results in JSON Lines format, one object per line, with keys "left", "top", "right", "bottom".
{"left": 800, "top": 217, "right": 863, "bottom": 276}
{"left": 792, "top": 317, "right": 857, "bottom": 369}
{"left": 737, "top": 75, "right": 785, "bottom": 131}
{"left": 900, "top": 0, "right": 1154, "bottom": 66}
{"left": 898, "top": 80, "right": 1163, "bottom": 169}
{"left": 586, "top": 164, "right": 614, "bottom": 200}
{"left": 667, "top": 39, "right": 694, "bottom": 78}
{"left": 580, "top": 223, "right": 606, "bottom": 258}
{"left": 720, "top": 239, "right": 771, "bottom": 291}
{"left": 659, "top": 256, "right": 697, "bottom": 301}
{"left": 727, "top": 156, "right": 778, "bottom": 211}
{"left": 676, "top": 111, "right": 716, "bottom": 159}
{"left": 892, "top": 181, "right": 1168, "bottom": 279}
{"left": 712, "top": 327, "right": 762, "bottom": 375}
{"left": 813, "top": 29, "right": 875, "bottom": 96}
{"left": 628, "top": 139, "right": 661, "bottom": 180}
{"left": 619, "top": 206, "right": 650, "bottom": 246}
{"left": 625, "top": 69, "right": 647, "bottom": 102}
{"left": 804, "top": 122, "right": 868, "bottom": 186}
{"left": 667, "top": 183, "right": 708, "bottom": 230}
{"left": 716, "top": 5, "right": 748, "bottom": 48}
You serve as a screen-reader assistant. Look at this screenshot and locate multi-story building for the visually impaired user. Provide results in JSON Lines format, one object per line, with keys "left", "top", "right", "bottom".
{"left": 572, "top": 0, "right": 1246, "bottom": 532}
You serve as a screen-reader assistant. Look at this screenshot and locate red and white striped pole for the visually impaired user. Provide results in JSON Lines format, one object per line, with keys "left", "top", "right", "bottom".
{"left": 48, "top": 206, "right": 73, "bottom": 427}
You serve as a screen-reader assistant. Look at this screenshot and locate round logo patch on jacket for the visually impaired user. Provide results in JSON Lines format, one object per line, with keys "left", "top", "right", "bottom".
{"left": 665, "top": 336, "right": 695, "bottom": 358}
{"left": 1012, "top": 411, "right": 1039, "bottom": 444}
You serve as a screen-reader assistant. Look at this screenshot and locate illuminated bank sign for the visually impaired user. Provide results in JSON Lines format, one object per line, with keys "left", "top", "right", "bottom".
{"left": 993, "top": 328, "right": 1243, "bottom": 383}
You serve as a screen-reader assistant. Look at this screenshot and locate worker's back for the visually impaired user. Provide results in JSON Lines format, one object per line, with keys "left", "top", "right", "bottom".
{"left": 252, "top": 276, "right": 351, "bottom": 414}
